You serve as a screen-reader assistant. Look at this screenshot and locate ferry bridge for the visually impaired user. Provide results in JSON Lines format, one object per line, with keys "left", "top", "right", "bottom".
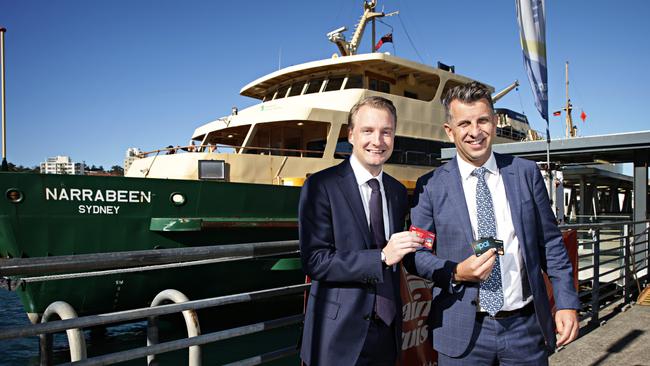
{"left": 0, "top": 131, "right": 649, "bottom": 365}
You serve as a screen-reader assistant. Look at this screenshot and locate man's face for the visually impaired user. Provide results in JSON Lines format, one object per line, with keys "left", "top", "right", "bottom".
{"left": 348, "top": 105, "right": 396, "bottom": 176}
{"left": 444, "top": 98, "right": 496, "bottom": 167}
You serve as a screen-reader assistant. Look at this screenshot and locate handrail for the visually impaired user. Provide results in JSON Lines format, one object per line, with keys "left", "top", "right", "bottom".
{"left": 63, "top": 315, "right": 303, "bottom": 366}
{"left": 563, "top": 220, "right": 649, "bottom": 326}
{"left": 0, "top": 240, "right": 299, "bottom": 276}
{"left": 138, "top": 143, "right": 328, "bottom": 159}
{"left": 0, "top": 283, "right": 310, "bottom": 340}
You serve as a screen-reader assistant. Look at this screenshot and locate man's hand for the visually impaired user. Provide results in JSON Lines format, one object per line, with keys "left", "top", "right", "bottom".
{"left": 383, "top": 231, "right": 423, "bottom": 266}
{"left": 555, "top": 309, "right": 579, "bottom": 347}
{"left": 453, "top": 249, "right": 497, "bottom": 282}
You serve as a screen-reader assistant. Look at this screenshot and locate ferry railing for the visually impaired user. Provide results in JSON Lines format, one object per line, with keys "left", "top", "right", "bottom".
{"left": 138, "top": 144, "right": 328, "bottom": 159}
{"left": 559, "top": 219, "right": 650, "bottom": 325}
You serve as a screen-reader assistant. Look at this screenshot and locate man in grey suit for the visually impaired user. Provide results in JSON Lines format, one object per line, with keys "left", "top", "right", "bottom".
{"left": 404, "top": 82, "right": 580, "bottom": 365}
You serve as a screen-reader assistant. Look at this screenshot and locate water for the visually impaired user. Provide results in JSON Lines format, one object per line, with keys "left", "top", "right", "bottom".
{"left": 0, "top": 290, "right": 300, "bottom": 365}
{"left": 0, "top": 290, "right": 39, "bottom": 365}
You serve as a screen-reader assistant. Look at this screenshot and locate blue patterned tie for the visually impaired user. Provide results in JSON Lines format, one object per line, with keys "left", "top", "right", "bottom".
{"left": 367, "top": 178, "right": 396, "bottom": 325}
{"left": 472, "top": 167, "right": 504, "bottom": 316}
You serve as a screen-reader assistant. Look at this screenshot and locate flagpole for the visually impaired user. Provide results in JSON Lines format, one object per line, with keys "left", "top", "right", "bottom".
{"left": 1, "top": 27, "right": 7, "bottom": 172}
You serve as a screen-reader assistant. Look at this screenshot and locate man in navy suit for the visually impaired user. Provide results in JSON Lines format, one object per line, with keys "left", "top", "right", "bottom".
{"left": 299, "top": 96, "right": 423, "bottom": 365}
{"left": 404, "top": 82, "right": 580, "bottom": 365}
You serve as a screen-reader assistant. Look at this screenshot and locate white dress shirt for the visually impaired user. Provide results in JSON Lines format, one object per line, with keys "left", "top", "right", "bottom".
{"left": 456, "top": 153, "right": 532, "bottom": 311}
{"left": 349, "top": 154, "right": 390, "bottom": 241}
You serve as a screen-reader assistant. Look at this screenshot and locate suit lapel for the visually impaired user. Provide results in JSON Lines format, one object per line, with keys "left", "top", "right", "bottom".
{"left": 445, "top": 158, "right": 474, "bottom": 246}
{"left": 336, "top": 160, "right": 373, "bottom": 248}
{"left": 497, "top": 154, "right": 527, "bottom": 249}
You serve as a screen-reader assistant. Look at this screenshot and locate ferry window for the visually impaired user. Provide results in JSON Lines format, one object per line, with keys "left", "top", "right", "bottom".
{"left": 276, "top": 85, "right": 290, "bottom": 99}
{"left": 387, "top": 136, "right": 454, "bottom": 167}
{"left": 369, "top": 78, "right": 390, "bottom": 93}
{"left": 440, "top": 80, "right": 464, "bottom": 100}
{"left": 324, "top": 76, "right": 344, "bottom": 92}
{"left": 404, "top": 90, "right": 418, "bottom": 99}
{"left": 334, "top": 124, "right": 352, "bottom": 159}
{"left": 244, "top": 120, "right": 330, "bottom": 158}
{"left": 344, "top": 74, "right": 363, "bottom": 89}
{"left": 288, "top": 80, "right": 307, "bottom": 97}
{"left": 205, "top": 125, "right": 251, "bottom": 151}
{"left": 306, "top": 78, "right": 324, "bottom": 94}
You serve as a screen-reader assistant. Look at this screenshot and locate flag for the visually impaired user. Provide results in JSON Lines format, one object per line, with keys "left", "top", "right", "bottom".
{"left": 516, "top": 0, "right": 549, "bottom": 139}
{"left": 580, "top": 110, "right": 587, "bottom": 122}
{"left": 553, "top": 111, "right": 561, "bottom": 116}
{"left": 374, "top": 33, "right": 393, "bottom": 51}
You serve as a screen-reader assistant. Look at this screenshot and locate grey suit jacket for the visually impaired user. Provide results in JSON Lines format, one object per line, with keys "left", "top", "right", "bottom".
{"left": 404, "top": 153, "right": 579, "bottom": 357}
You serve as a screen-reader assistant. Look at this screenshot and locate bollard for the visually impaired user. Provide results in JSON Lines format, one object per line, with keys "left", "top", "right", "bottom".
{"left": 147, "top": 289, "right": 201, "bottom": 366}
{"left": 40, "top": 301, "right": 87, "bottom": 365}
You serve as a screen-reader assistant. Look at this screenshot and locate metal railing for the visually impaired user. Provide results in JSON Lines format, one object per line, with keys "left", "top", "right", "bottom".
{"left": 0, "top": 241, "right": 305, "bottom": 365}
{"left": 1, "top": 220, "right": 649, "bottom": 364}
{"left": 560, "top": 219, "right": 650, "bottom": 324}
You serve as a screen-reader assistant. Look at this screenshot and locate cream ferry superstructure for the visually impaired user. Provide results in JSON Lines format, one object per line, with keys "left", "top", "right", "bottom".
{"left": 126, "top": 1, "right": 536, "bottom": 189}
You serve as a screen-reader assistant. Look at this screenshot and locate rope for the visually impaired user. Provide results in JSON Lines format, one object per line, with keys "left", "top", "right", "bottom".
{"left": 396, "top": 14, "right": 425, "bottom": 64}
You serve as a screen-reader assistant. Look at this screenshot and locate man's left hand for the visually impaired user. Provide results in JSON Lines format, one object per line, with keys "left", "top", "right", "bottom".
{"left": 555, "top": 309, "right": 579, "bottom": 347}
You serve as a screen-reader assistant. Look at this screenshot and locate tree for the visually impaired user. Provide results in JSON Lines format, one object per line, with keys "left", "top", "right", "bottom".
{"left": 110, "top": 165, "right": 124, "bottom": 176}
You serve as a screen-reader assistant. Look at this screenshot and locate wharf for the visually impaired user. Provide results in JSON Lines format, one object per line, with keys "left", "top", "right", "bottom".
{"left": 550, "top": 304, "right": 650, "bottom": 366}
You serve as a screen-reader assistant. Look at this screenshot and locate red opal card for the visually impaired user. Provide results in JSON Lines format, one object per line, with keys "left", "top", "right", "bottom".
{"left": 409, "top": 225, "right": 436, "bottom": 251}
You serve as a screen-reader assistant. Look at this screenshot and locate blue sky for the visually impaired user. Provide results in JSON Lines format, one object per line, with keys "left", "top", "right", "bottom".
{"left": 1, "top": 0, "right": 648, "bottom": 168}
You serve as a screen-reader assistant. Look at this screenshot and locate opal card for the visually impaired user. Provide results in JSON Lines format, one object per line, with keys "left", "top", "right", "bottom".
{"left": 471, "top": 237, "right": 504, "bottom": 257}
{"left": 409, "top": 225, "right": 436, "bottom": 250}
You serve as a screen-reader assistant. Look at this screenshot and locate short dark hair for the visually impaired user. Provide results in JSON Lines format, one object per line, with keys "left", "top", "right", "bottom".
{"left": 442, "top": 82, "right": 494, "bottom": 121}
{"left": 348, "top": 96, "right": 397, "bottom": 129}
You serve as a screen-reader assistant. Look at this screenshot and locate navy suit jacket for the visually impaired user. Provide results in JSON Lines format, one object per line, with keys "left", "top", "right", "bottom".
{"left": 299, "top": 159, "right": 407, "bottom": 366}
{"left": 404, "top": 153, "right": 580, "bottom": 357}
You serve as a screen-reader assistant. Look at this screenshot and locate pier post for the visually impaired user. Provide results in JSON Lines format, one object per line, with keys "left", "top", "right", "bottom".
{"left": 633, "top": 150, "right": 648, "bottom": 285}
{"left": 590, "top": 228, "right": 600, "bottom": 325}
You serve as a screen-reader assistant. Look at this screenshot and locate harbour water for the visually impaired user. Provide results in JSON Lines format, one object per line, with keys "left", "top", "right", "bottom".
{"left": 0, "top": 290, "right": 300, "bottom": 365}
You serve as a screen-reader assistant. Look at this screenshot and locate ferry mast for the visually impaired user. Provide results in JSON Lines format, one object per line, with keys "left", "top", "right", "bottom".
{"left": 565, "top": 61, "right": 576, "bottom": 138}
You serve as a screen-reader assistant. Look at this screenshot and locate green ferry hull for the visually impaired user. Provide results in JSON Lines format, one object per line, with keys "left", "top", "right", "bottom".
{"left": 0, "top": 172, "right": 303, "bottom": 319}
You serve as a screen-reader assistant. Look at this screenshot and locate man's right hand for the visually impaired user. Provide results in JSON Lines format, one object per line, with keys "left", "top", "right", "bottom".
{"left": 453, "top": 249, "right": 497, "bottom": 282}
{"left": 383, "top": 231, "right": 424, "bottom": 266}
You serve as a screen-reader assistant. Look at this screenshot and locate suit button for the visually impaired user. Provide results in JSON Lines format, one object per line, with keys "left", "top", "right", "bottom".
{"left": 471, "top": 300, "right": 477, "bottom": 306}
{"left": 364, "top": 314, "right": 371, "bottom": 321}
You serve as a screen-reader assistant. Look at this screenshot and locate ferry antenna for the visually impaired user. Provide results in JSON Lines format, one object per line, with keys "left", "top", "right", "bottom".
{"left": 1, "top": 27, "right": 8, "bottom": 171}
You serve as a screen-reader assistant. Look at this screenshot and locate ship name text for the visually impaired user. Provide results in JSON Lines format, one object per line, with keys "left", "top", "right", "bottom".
{"left": 45, "top": 188, "right": 152, "bottom": 215}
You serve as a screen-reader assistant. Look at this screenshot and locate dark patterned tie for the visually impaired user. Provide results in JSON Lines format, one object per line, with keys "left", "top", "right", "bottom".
{"left": 367, "top": 178, "right": 396, "bottom": 325}
{"left": 472, "top": 167, "right": 504, "bottom": 316}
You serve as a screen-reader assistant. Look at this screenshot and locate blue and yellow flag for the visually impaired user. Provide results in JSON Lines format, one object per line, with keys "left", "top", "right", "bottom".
{"left": 516, "top": 0, "right": 548, "bottom": 125}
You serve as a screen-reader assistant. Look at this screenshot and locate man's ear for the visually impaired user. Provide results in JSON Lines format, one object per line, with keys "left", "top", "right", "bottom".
{"left": 443, "top": 123, "right": 454, "bottom": 143}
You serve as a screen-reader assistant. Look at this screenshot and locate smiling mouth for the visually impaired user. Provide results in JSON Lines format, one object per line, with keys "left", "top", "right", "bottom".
{"left": 366, "top": 149, "right": 385, "bottom": 154}
{"left": 466, "top": 136, "right": 485, "bottom": 146}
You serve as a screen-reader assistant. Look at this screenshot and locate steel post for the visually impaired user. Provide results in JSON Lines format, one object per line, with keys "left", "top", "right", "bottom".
{"left": 623, "top": 224, "right": 631, "bottom": 304}
{"left": 590, "top": 228, "right": 600, "bottom": 325}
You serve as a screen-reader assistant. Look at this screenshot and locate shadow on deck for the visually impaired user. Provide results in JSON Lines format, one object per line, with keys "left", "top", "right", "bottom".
{"left": 550, "top": 303, "right": 650, "bottom": 366}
